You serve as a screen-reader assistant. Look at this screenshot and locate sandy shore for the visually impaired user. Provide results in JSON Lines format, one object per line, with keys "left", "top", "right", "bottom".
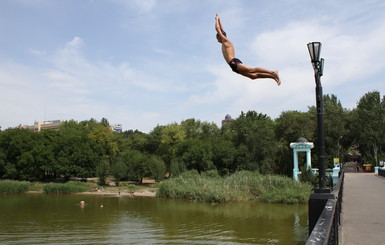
{"left": 26, "top": 188, "right": 158, "bottom": 197}
{"left": 79, "top": 189, "right": 157, "bottom": 197}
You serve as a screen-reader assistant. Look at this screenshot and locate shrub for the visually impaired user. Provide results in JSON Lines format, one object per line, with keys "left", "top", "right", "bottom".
{"left": 299, "top": 166, "right": 318, "bottom": 187}
{"left": 201, "top": 169, "right": 220, "bottom": 178}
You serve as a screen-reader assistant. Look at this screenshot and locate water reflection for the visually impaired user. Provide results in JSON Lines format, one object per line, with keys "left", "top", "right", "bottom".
{"left": 0, "top": 194, "right": 308, "bottom": 244}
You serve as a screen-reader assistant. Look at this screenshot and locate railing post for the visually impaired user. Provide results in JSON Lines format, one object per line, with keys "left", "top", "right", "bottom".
{"left": 306, "top": 171, "right": 344, "bottom": 244}
{"left": 308, "top": 191, "right": 335, "bottom": 235}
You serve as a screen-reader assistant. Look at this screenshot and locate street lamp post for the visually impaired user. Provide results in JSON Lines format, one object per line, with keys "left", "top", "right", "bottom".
{"left": 307, "top": 42, "right": 327, "bottom": 190}
{"left": 307, "top": 42, "right": 334, "bottom": 235}
{"left": 338, "top": 136, "right": 343, "bottom": 169}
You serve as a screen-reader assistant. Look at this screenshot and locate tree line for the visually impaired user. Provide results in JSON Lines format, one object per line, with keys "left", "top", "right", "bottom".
{"left": 0, "top": 91, "right": 384, "bottom": 183}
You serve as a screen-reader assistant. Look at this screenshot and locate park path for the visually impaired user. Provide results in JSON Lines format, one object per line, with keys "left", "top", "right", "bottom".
{"left": 341, "top": 172, "right": 385, "bottom": 245}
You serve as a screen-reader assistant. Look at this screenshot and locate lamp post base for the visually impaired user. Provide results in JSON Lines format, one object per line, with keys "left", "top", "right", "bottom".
{"left": 308, "top": 188, "right": 334, "bottom": 235}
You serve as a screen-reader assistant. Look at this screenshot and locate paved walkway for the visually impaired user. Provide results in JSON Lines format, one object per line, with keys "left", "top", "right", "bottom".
{"left": 341, "top": 172, "right": 385, "bottom": 245}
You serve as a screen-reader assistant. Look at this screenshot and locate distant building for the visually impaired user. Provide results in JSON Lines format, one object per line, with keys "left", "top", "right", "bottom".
{"left": 110, "top": 124, "right": 123, "bottom": 132}
{"left": 221, "top": 114, "right": 233, "bottom": 127}
{"left": 19, "top": 120, "right": 63, "bottom": 132}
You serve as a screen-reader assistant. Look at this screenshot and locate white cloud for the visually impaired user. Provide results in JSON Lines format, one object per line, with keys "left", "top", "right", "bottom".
{"left": 248, "top": 16, "right": 385, "bottom": 92}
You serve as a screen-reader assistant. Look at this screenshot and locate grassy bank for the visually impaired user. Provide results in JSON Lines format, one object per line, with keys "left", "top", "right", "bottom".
{"left": 158, "top": 170, "right": 312, "bottom": 204}
{"left": 0, "top": 180, "right": 31, "bottom": 193}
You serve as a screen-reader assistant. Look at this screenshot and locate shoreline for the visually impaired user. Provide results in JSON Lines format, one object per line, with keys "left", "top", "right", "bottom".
{"left": 25, "top": 188, "right": 158, "bottom": 197}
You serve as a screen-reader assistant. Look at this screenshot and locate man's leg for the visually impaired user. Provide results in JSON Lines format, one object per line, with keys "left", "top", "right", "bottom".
{"left": 237, "top": 64, "right": 281, "bottom": 85}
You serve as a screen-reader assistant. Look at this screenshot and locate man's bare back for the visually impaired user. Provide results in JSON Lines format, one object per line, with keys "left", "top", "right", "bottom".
{"left": 215, "top": 14, "right": 281, "bottom": 85}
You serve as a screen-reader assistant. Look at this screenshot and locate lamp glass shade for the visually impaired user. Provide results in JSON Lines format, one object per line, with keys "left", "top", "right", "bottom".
{"left": 307, "top": 42, "right": 322, "bottom": 62}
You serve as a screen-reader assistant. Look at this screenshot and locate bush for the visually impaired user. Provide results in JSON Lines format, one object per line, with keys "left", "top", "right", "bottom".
{"left": 43, "top": 181, "right": 89, "bottom": 193}
{"left": 299, "top": 166, "right": 317, "bottom": 187}
{"left": 201, "top": 169, "right": 220, "bottom": 178}
{"left": 119, "top": 182, "right": 137, "bottom": 189}
{"left": 0, "top": 180, "right": 31, "bottom": 193}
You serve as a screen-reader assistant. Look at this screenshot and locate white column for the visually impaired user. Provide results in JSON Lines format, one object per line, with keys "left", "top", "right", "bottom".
{"left": 306, "top": 149, "right": 311, "bottom": 169}
{"left": 293, "top": 149, "right": 299, "bottom": 181}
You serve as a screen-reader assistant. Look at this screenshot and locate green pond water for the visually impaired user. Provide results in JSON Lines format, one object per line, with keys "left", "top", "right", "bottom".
{"left": 0, "top": 194, "right": 308, "bottom": 244}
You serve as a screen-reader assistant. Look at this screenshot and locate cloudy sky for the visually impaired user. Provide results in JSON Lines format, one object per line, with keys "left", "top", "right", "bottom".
{"left": 1, "top": 0, "right": 384, "bottom": 132}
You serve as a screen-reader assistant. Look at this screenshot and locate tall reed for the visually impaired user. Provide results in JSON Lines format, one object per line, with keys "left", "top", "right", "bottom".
{"left": 43, "top": 181, "right": 89, "bottom": 194}
{"left": 0, "top": 180, "right": 31, "bottom": 193}
{"left": 158, "top": 170, "right": 312, "bottom": 204}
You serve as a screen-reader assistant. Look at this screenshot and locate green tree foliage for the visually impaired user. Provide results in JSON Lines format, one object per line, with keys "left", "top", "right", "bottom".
{"left": 119, "top": 149, "right": 148, "bottom": 183}
{"left": 158, "top": 123, "right": 186, "bottom": 166}
{"left": 178, "top": 138, "right": 215, "bottom": 173}
{"left": 148, "top": 156, "right": 166, "bottom": 182}
{"left": 0, "top": 128, "right": 46, "bottom": 179}
{"left": 55, "top": 120, "right": 98, "bottom": 180}
{"left": 96, "top": 159, "right": 109, "bottom": 185}
{"left": 111, "top": 160, "right": 127, "bottom": 186}
{"left": 308, "top": 95, "right": 349, "bottom": 167}
{"left": 0, "top": 91, "right": 383, "bottom": 182}
{"left": 169, "top": 157, "right": 186, "bottom": 177}
{"left": 351, "top": 91, "right": 385, "bottom": 164}
{"left": 275, "top": 110, "right": 314, "bottom": 175}
{"left": 228, "top": 111, "right": 278, "bottom": 174}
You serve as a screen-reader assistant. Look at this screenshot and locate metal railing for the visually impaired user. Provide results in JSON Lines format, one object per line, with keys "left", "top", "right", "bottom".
{"left": 379, "top": 168, "right": 385, "bottom": 177}
{"left": 305, "top": 171, "right": 344, "bottom": 245}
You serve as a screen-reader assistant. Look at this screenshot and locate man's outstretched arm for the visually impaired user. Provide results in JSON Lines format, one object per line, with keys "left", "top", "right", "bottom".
{"left": 215, "top": 14, "right": 227, "bottom": 40}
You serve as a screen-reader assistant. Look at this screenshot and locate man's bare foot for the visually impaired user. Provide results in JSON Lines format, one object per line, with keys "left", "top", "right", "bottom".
{"left": 274, "top": 71, "right": 281, "bottom": 86}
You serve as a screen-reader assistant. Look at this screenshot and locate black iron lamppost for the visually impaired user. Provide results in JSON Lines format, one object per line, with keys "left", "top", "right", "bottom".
{"left": 307, "top": 42, "right": 327, "bottom": 190}
{"left": 307, "top": 42, "right": 334, "bottom": 234}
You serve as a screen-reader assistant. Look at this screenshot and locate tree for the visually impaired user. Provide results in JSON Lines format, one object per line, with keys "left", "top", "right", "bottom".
{"left": 0, "top": 128, "right": 39, "bottom": 179}
{"left": 274, "top": 110, "right": 315, "bottom": 175}
{"left": 210, "top": 137, "right": 237, "bottom": 175}
{"left": 148, "top": 156, "right": 166, "bottom": 182}
{"left": 157, "top": 123, "right": 186, "bottom": 169}
{"left": 39, "top": 130, "right": 59, "bottom": 180}
{"left": 323, "top": 95, "right": 349, "bottom": 165}
{"left": 87, "top": 122, "right": 119, "bottom": 158}
{"left": 111, "top": 159, "right": 127, "bottom": 186}
{"left": 178, "top": 138, "right": 215, "bottom": 173}
{"left": 0, "top": 149, "right": 5, "bottom": 178}
{"left": 275, "top": 111, "right": 314, "bottom": 143}
{"left": 351, "top": 91, "right": 385, "bottom": 165}
{"left": 308, "top": 94, "right": 349, "bottom": 167}
{"left": 96, "top": 159, "right": 110, "bottom": 185}
{"left": 55, "top": 120, "right": 99, "bottom": 180}
{"left": 169, "top": 157, "right": 186, "bottom": 177}
{"left": 228, "top": 111, "right": 278, "bottom": 173}
{"left": 119, "top": 149, "right": 148, "bottom": 183}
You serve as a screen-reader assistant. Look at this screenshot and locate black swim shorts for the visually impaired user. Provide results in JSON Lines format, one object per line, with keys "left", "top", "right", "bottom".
{"left": 229, "top": 58, "right": 242, "bottom": 73}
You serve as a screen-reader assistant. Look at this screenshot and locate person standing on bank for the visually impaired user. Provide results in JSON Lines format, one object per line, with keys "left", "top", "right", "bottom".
{"left": 215, "top": 13, "right": 281, "bottom": 85}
